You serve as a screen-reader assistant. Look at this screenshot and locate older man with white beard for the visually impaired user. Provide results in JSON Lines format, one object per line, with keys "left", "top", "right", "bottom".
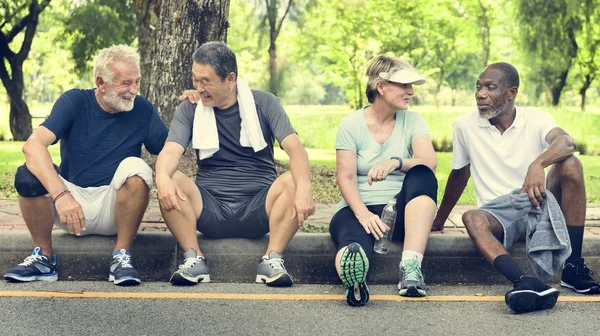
{"left": 432, "top": 62, "right": 599, "bottom": 314}
{"left": 4, "top": 45, "right": 168, "bottom": 286}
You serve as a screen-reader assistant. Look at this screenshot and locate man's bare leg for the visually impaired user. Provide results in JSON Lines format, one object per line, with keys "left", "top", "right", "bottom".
{"left": 19, "top": 196, "right": 55, "bottom": 257}
{"left": 113, "top": 176, "right": 149, "bottom": 252}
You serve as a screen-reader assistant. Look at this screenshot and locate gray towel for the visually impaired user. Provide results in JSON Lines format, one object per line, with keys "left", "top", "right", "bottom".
{"left": 485, "top": 189, "right": 571, "bottom": 280}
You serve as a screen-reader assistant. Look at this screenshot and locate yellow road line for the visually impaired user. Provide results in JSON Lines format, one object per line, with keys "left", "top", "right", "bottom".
{"left": 0, "top": 291, "right": 599, "bottom": 302}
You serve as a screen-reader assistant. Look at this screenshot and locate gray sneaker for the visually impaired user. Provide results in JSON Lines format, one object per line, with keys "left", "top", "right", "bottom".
{"left": 170, "top": 249, "right": 211, "bottom": 286}
{"left": 398, "top": 258, "right": 427, "bottom": 297}
{"left": 109, "top": 249, "right": 141, "bottom": 286}
{"left": 255, "top": 251, "right": 293, "bottom": 287}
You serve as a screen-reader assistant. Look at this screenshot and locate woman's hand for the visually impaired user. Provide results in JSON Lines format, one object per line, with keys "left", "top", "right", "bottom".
{"left": 356, "top": 212, "right": 390, "bottom": 240}
{"left": 367, "top": 159, "right": 400, "bottom": 186}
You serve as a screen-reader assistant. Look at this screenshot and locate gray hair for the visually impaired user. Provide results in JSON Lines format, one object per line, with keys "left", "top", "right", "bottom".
{"left": 93, "top": 44, "right": 140, "bottom": 85}
{"left": 365, "top": 56, "right": 410, "bottom": 103}
{"left": 192, "top": 41, "right": 238, "bottom": 81}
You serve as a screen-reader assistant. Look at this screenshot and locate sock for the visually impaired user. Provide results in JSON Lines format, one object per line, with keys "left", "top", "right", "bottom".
{"left": 493, "top": 254, "right": 525, "bottom": 284}
{"left": 401, "top": 250, "right": 423, "bottom": 266}
{"left": 566, "top": 225, "right": 584, "bottom": 264}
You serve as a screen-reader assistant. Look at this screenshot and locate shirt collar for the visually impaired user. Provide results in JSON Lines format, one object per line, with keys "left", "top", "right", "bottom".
{"left": 477, "top": 106, "right": 524, "bottom": 128}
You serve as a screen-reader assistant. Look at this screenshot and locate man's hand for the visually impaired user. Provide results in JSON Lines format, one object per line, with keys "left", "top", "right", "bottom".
{"left": 292, "top": 184, "right": 315, "bottom": 229}
{"left": 356, "top": 211, "right": 389, "bottom": 240}
{"left": 157, "top": 176, "right": 187, "bottom": 212}
{"left": 55, "top": 193, "right": 86, "bottom": 236}
{"left": 521, "top": 161, "right": 546, "bottom": 209}
{"left": 367, "top": 159, "right": 399, "bottom": 186}
{"left": 431, "top": 216, "right": 445, "bottom": 232}
{"left": 177, "top": 90, "right": 200, "bottom": 104}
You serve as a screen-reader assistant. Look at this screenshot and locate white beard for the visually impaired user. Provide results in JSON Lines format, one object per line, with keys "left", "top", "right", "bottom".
{"left": 480, "top": 100, "right": 507, "bottom": 120}
{"left": 103, "top": 89, "right": 135, "bottom": 112}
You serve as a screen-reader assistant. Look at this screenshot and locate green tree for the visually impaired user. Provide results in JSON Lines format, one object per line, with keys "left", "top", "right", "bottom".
{"left": 64, "top": 0, "right": 136, "bottom": 75}
{"left": 575, "top": 0, "right": 600, "bottom": 111}
{"left": 0, "top": 0, "right": 51, "bottom": 140}
{"left": 516, "top": 0, "right": 579, "bottom": 106}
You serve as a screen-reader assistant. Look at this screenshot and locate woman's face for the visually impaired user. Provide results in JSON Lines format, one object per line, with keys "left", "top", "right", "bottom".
{"left": 379, "top": 82, "right": 414, "bottom": 110}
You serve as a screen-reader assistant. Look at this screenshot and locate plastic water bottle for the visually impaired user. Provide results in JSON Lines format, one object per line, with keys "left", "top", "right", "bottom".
{"left": 373, "top": 199, "right": 397, "bottom": 254}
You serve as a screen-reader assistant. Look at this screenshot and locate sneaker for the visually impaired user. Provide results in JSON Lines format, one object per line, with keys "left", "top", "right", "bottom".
{"left": 4, "top": 247, "right": 58, "bottom": 282}
{"left": 339, "top": 243, "right": 370, "bottom": 306}
{"left": 255, "top": 251, "right": 293, "bottom": 287}
{"left": 170, "top": 248, "right": 211, "bottom": 286}
{"left": 108, "top": 249, "right": 141, "bottom": 286}
{"left": 560, "top": 258, "right": 600, "bottom": 294}
{"left": 398, "top": 258, "right": 427, "bottom": 297}
{"left": 505, "top": 276, "right": 559, "bottom": 314}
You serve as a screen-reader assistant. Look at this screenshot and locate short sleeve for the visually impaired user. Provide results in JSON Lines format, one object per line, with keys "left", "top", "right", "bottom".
{"left": 336, "top": 118, "right": 357, "bottom": 151}
{"left": 450, "top": 120, "right": 470, "bottom": 169}
{"left": 537, "top": 111, "right": 558, "bottom": 148}
{"left": 261, "top": 94, "right": 296, "bottom": 144}
{"left": 407, "top": 112, "right": 430, "bottom": 145}
{"left": 40, "top": 91, "right": 78, "bottom": 143}
{"left": 166, "top": 101, "right": 194, "bottom": 149}
{"left": 144, "top": 105, "right": 169, "bottom": 155}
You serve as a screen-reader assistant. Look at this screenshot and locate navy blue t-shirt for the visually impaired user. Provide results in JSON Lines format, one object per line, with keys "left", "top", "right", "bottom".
{"left": 41, "top": 89, "right": 168, "bottom": 187}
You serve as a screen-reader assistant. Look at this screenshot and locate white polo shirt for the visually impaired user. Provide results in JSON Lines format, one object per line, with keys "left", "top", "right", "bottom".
{"left": 451, "top": 107, "right": 558, "bottom": 207}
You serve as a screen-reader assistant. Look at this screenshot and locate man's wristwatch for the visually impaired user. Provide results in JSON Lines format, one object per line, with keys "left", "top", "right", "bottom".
{"left": 391, "top": 156, "right": 403, "bottom": 171}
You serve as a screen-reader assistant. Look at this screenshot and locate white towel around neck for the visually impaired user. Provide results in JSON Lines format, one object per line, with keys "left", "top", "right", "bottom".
{"left": 192, "top": 77, "right": 267, "bottom": 159}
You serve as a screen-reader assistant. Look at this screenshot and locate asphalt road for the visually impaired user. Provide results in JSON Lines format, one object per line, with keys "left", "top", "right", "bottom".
{"left": 0, "top": 282, "right": 598, "bottom": 336}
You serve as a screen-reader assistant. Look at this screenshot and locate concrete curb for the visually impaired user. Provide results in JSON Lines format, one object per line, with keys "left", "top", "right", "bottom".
{"left": 2, "top": 231, "right": 600, "bottom": 284}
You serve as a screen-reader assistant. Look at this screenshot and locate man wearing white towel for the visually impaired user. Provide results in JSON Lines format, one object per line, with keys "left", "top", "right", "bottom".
{"left": 156, "top": 41, "right": 315, "bottom": 287}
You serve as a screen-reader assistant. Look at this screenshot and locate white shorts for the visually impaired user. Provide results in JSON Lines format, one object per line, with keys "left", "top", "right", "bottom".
{"left": 53, "top": 157, "right": 153, "bottom": 236}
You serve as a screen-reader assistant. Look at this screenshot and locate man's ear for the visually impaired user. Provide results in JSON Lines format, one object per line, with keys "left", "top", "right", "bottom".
{"left": 508, "top": 86, "right": 518, "bottom": 100}
{"left": 96, "top": 76, "right": 105, "bottom": 90}
{"left": 377, "top": 81, "right": 385, "bottom": 96}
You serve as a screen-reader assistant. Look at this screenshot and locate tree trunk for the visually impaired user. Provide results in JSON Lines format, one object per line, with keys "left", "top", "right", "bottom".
{"left": 265, "top": 0, "right": 293, "bottom": 96}
{"left": 478, "top": 0, "right": 491, "bottom": 67}
{"left": 7, "top": 61, "right": 32, "bottom": 141}
{"left": 579, "top": 74, "right": 594, "bottom": 112}
{"left": 147, "top": 0, "right": 230, "bottom": 126}
{"left": 134, "top": 0, "right": 162, "bottom": 97}
{"left": 0, "top": 0, "right": 50, "bottom": 140}
{"left": 268, "top": 35, "right": 278, "bottom": 95}
{"left": 551, "top": 68, "right": 570, "bottom": 106}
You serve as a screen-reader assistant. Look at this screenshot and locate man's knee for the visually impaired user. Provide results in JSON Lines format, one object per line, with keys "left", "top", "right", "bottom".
{"left": 112, "top": 157, "right": 153, "bottom": 190}
{"left": 462, "top": 210, "right": 489, "bottom": 230}
{"left": 14, "top": 164, "right": 58, "bottom": 197}
{"left": 275, "top": 172, "right": 296, "bottom": 199}
{"left": 553, "top": 155, "right": 584, "bottom": 182}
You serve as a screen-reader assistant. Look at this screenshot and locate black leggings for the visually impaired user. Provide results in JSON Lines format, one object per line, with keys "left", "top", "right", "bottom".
{"left": 329, "top": 165, "right": 438, "bottom": 261}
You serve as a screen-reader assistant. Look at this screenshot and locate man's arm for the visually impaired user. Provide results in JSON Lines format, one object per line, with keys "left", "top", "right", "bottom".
{"left": 280, "top": 134, "right": 314, "bottom": 228}
{"left": 23, "top": 126, "right": 87, "bottom": 235}
{"left": 155, "top": 142, "right": 186, "bottom": 211}
{"left": 431, "top": 165, "right": 471, "bottom": 231}
{"left": 522, "top": 127, "right": 575, "bottom": 208}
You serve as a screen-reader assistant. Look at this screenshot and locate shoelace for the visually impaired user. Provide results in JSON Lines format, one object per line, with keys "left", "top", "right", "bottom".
{"left": 265, "top": 257, "right": 285, "bottom": 271}
{"left": 573, "top": 263, "right": 594, "bottom": 277}
{"left": 179, "top": 257, "right": 203, "bottom": 270}
{"left": 402, "top": 261, "right": 423, "bottom": 283}
{"left": 19, "top": 254, "right": 44, "bottom": 266}
{"left": 114, "top": 252, "right": 133, "bottom": 269}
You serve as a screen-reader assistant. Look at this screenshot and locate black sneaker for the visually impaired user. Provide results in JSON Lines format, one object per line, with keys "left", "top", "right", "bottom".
{"left": 560, "top": 258, "right": 600, "bottom": 294}
{"left": 108, "top": 249, "right": 141, "bottom": 286}
{"left": 4, "top": 247, "right": 58, "bottom": 282}
{"left": 505, "top": 276, "right": 559, "bottom": 314}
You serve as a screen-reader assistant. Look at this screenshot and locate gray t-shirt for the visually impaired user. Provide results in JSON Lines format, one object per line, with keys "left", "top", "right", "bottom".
{"left": 167, "top": 90, "right": 296, "bottom": 203}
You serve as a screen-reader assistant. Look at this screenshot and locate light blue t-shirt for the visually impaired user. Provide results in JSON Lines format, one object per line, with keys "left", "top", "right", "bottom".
{"left": 335, "top": 108, "right": 430, "bottom": 212}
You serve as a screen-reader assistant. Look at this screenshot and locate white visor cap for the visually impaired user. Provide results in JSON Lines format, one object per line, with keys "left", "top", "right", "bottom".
{"left": 379, "top": 66, "right": 426, "bottom": 85}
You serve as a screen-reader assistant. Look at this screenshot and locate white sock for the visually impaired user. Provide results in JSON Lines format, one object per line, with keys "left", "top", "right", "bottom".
{"left": 401, "top": 250, "right": 423, "bottom": 266}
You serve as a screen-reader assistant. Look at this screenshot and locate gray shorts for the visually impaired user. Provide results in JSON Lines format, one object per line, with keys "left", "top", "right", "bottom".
{"left": 480, "top": 195, "right": 529, "bottom": 250}
{"left": 196, "top": 185, "right": 270, "bottom": 238}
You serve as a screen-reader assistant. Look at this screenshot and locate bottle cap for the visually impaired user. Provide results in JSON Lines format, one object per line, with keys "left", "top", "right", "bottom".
{"left": 388, "top": 199, "right": 396, "bottom": 204}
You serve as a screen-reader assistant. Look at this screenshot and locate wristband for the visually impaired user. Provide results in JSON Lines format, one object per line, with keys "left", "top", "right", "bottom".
{"left": 52, "top": 190, "right": 71, "bottom": 204}
{"left": 391, "top": 156, "right": 403, "bottom": 171}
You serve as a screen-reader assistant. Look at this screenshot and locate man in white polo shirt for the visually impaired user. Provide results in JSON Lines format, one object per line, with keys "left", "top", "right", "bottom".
{"left": 433, "top": 62, "right": 599, "bottom": 314}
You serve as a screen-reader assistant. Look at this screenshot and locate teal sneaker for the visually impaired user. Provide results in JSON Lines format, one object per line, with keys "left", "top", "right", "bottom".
{"left": 339, "top": 243, "right": 370, "bottom": 306}
{"left": 398, "top": 258, "right": 427, "bottom": 297}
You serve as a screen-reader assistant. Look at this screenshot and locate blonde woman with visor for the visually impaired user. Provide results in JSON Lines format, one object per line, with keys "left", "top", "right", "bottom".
{"left": 329, "top": 56, "right": 438, "bottom": 306}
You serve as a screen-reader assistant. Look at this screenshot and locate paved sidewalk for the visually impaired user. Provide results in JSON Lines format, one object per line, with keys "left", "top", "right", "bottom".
{"left": 1, "top": 199, "right": 600, "bottom": 235}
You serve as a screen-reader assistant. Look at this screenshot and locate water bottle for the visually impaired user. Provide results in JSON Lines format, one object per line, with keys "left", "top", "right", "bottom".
{"left": 373, "top": 199, "right": 397, "bottom": 254}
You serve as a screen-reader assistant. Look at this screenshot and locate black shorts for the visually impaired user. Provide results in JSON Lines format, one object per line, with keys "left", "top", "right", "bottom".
{"left": 196, "top": 184, "right": 270, "bottom": 238}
